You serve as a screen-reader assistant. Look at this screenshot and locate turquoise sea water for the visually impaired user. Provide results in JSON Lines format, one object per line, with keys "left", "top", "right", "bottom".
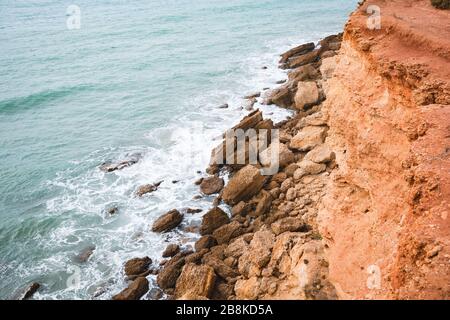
{"left": 0, "top": 0, "right": 358, "bottom": 299}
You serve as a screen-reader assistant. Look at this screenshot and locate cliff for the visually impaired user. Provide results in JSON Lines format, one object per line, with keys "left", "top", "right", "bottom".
{"left": 318, "top": 0, "right": 450, "bottom": 299}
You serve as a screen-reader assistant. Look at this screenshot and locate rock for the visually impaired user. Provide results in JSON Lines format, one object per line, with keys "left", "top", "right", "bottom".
{"left": 286, "top": 49, "right": 321, "bottom": 69}
{"left": 271, "top": 217, "right": 308, "bottom": 235}
{"left": 194, "top": 178, "right": 203, "bottom": 185}
{"left": 293, "top": 160, "right": 327, "bottom": 180}
{"left": 224, "top": 236, "right": 249, "bottom": 259}
{"left": 249, "top": 190, "right": 272, "bottom": 217}
{"left": 320, "top": 50, "right": 336, "bottom": 59}
{"left": 285, "top": 163, "right": 299, "bottom": 177}
{"left": 174, "top": 263, "right": 216, "bottom": 299}
{"left": 238, "top": 229, "right": 275, "bottom": 277}
{"left": 288, "top": 64, "right": 321, "bottom": 83}
{"left": 195, "top": 235, "right": 217, "bottom": 251}
{"left": 231, "top": 201, "right": 251, "bottom": 217}
{"left": 212, "top": 221, "right": 245, "bottom": 245}
{"left": 280, "top": 42, "right": 316, "bottom": 64}
{"left": 243, "top": 98, "right": 257, "bottom": 111}
{"left": 152, "top": 209, "right": 183, "bottom": 233}
{"left": 112, "top": 277, "right": 149, "bottom": 300}
{"left": 107, "top": 206, "right": 119, "bottom": 215}
{"left": 19, "top": 282, "right": 40, "bottom": 300}
{"left": 148, "top": 287, "right": 164, "bottom": 300}
{"left": 286, "top": 188, "right": 297, "bottom": 201}
{"left": 136, "top": 181, "right": 163, "bottom": 197}
{"left": 304, "top": 145, "right": 335, "bottom": 163}
{"left": 218, "top": 103, "right": 229, "bottom": 109}
{"left": 200, "top": 207, "right": 230, "bottom": 235}
{"left": 204, "top": 257, "right": 239, "bottom": 279}
{"left": 294, "top": 81, "right": 320, "bottom": 110}
{"left": 74, "top": 245, "right": 95, "bottom": 263}
{"left": 185, "top": 249, "right": 209, "bottom": 264}
{"left": 222, "top": 165, "right": 266, "bottom": 206}
{"left": 289, "top": 126, "right": 327, "bottom": 151}
{"left": 234, "top": 277, "right": 261, "bottom": 300}
{"left": 162, "top": 244, "right": 180, "bottom": 258}
{"left": 265, "top": 85, "right": 294, "bottom": 108}
{"left": 186, "top": 208, "right": 202, "bottom": 214}
{"left": 297, "top": 112, "right": 327, "bottom": 128}
{"left": 231, "top": 109, "right": 263, "bottom": 131}
{"left": 211, "top": 280, "right": 235, "bottom": 300}
{"left": 200, "top": 176, "right": 224, "bottom": 195}
{"left": 280, "top": 178, "right": 294, "bottom": 192}
{"left": 244, "top": 92, "right": 261, "bottom": 99}
{"left": 259, "top": 143, "right": 295, "bottom": 169}
{"left": 157, "top": 251, "right": 191, "bottom": 289}
{"left": 99, "top": 154, "right": 141, "bottom": 173}
{"left": 124, "top": 257, "right": 152, "bottom": 276}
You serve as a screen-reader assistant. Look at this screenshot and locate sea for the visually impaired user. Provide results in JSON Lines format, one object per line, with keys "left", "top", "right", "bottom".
{"left": 0, "top": 0, "right": 358, "bottom": 299}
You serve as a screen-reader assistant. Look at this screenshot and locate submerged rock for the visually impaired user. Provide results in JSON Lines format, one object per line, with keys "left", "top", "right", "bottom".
{"left": 74, "top": 245, "right": 95, "bottom": 263}
{"left": 152, "top": 209, "right": 183, "bottom": 233}
{"left": 19, "top": 282, "right": 40, "bottom": 300}
{"left": 136, "top": 181, "right": 163, "bottom": 197}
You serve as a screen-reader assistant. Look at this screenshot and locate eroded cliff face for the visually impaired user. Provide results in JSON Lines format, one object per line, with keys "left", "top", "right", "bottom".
{"left": 318, "top": 0, "right": 450, "bottom": 299}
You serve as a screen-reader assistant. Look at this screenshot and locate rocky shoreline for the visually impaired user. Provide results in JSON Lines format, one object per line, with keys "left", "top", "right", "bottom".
{"left": 110, "top": 32, "right": 344, "bottom": 300}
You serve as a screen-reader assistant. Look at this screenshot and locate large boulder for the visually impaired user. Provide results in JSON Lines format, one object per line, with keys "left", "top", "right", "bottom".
{"left": 264, "top": 85, "right": 294, "bottom": 108}
{"left": 136, "top": 181, "right": 162, "bottom": 197}
{"left": 280, "top": 42, "right": 316, "bottom": 64}
{"left": 304, "top": 145, "right": 335, "bottom": 163}
{"left": 286, "top": 50, "right": 321, "bottom": 69}
{"left": 195, "top": 235, "right": 218, "bottom": 251}
{"left": 157, "top": 251, "right": 191, "bottom": 289}
{"left": 152, "top": 209, "right": 183, "bottom": 233}
{"left": 238, "top": 229, "right": 275, "bottom": 278}
{"left": 124, "top": 257, "right": 152, "bottom": 276}
{"left": 200, "top": 207, "right": 230, "bottom": 235}
{"left": 288, "top": 64, "right": 321, "bottom": 84}
{"left": 294, "top": 81, "right": 320, "bottom": 111}
{"left": 112, "top": 277, "right": 149, "bottom": 300}
{"left": 174, "top": 263, "right": 216, "bottom": 299}
{"left": 259, "top": 143, "right": 295, "bottom": 169}
{"left": 200, "top": 176, "right": 224, "bottom": 195}
{"left": 222, "top": 165, "right": 266, "bottom": 206}
{"left": 212, "top": 221, "right": 245, "bottom": 245}
{"left": 293, "top": 160, "right": 327, "bottom": 180}
{"left": 162, "top": 244, "right": 180, "bottom": 258}
{"left": 289, "top": 126, "right": 327, "bottom": 151}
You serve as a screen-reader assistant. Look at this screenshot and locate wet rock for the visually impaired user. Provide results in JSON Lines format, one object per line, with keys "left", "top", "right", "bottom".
{"left": 99, "top": 154, "right": 141, "bottom": 173}
{"left": 200, "top": 207, "right": 230, "bottom": 235}
{"left": 304, "top": 145, "right": 335, "bottom": 163}
{"left": 243, "top": 97, "right": 257, "bottom": 111}
{"left": 271, "top": 217, "right": 308, "bottom": 235}
{"left": 213, "top": 221, "right": 245, "bottom": 245}
{"left": 19, "top": 282, "right": 40, "bottom": 300}
{"left": 186, "top": 208, "right": 202, "bottom": 214}
{"left": 107, "top": 206, "right": 119, "bottom": 215}
{"left": 195, "top": 235, "right": 217, "bottom": 251}
{"left": 259, "top": 143, "right": 295, "bottom": 169}
{"left": 162, "top": 244, "right": 180, "bottom": 258}
{"left": 231, "top": 109, "right": 263, "bottom": 131}
{"left": 265, "top": 85, "right": 294, "bottom": 108}
{"left": 194, "top": 178, "right": 204, "bottom": 185}
{"left": 280, "top": 42, "right": 316, "bottom": 64}
{"left": 218, "top": 103, "right": 229, "bottom": 109}
{"left": 152, "top": 209, "right": 183, "bottom": 233}
{"left": 74, "top": 245, "right": 95, "bottom": 263}
{"left": 112, "top": 277, "right": 149, "bottom": 300}
{"left": 136, "top": 181, "right": 163, "bottom": 197}
{"left": 222, "top": 165, "right": 266, "bottom": 206}
{"left": 289, "top": 126, "right": 327, "bottom": 151}
{"left": 294, "top": 81, "right": 320, "bottom": 110}
{"left": 293, "top": 160, "right": 327, "bottom": 180}
{"left": 200, "top": 176, "right": 224, "bottom": 195}
{"left": 157, "top": 251, "right": 192, "bottom": 289}
{"left": 174, "top": 263, "right": 216, "bottom": 299}
{"left": 147, "top": 287, "right": 163, "bottom": 300}
{"left": 124, "top": 257, "right": 152, "bottom": 276}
